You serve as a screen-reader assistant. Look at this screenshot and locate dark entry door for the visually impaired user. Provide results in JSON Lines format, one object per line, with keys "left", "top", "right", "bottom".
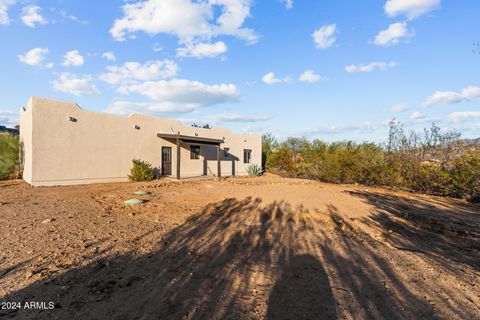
{"left": 162, "top": 147, "right": 172, "bottom": 175}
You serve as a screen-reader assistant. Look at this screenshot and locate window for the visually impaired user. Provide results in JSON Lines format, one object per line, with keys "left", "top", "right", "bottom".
{"left": 190, "top": 145, "right": 200, "bottom": 160}
{"left": 223, "top": 147, "right": 230, "bottom": 158}
{"left": 243, "top": 149, "right": 251, "bottom": 164}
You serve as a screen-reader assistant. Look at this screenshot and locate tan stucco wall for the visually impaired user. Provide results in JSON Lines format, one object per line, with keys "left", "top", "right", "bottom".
{"left": 19, "top": 97, "right": 261, "bottom": 186}
{"left": 19, "top": 103, "right": 33, "bottom": 183}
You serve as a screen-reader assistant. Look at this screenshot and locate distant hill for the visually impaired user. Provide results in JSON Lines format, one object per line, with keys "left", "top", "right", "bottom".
{"left": 0, "top": 125, "right": 19, "bottom": 135}
{"left": 462, "top": 138, "right": 480, "bottom": 145}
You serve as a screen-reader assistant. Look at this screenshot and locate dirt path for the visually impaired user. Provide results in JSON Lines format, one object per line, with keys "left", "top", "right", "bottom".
{"left": 0, "top": 175, "right": 479, "bottom": 319}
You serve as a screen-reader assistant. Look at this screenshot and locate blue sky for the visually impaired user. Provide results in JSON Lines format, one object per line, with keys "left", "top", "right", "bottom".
{"left": 0, "top": 0, "right": 479, "bottom": 142}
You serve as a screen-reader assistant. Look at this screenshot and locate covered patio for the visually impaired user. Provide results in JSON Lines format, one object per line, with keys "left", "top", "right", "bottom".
{"left": 157, "top": 133, "right": 225, "bottom": 180}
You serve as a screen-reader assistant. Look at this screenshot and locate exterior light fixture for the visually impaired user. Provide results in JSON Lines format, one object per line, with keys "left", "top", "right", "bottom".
{"left": 68, "top": 116, "right": 77, "bottom": 122}
{"left": 134, "top": 125, "right": 140, "bottom": 130}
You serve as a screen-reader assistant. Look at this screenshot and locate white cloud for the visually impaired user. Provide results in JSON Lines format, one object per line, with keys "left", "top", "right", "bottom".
{"left": 57, "top": 9, "right": 88, "bottom": 24}
{"left": 110, "top": 0, "right": 257, "bottom": 44}
{"left": 299, "top": 70, "right": 321, "bottom": 83}
{"left": 52, "top": 73, "right": 99, "bottom": 96}
{"left": 389, "top": 103, "right": 409, "bottom": 113}
{"left": 62, "top": 50, "right": 85, "bottom": 67}
{"left": 0, "top": 109, "right": 18, "bottom": 127}
{"left": 177, "top": 41, "right": 227, "bottom": 58}
{"left": 385, "top": 0, "right": 440, "bottom": 20}
{"left": 374, "top": 22, "right": 414, "bottom": 47}
{"left": 107, "top": 101, "right": 194, "bottom": 114}
{"left": 0, "top": 0, "right": 18, "bottom": 25}
{"left": 242, "top": 124, "right": 267, "bottom": 134}
{"left": 312, "top": 24, "right": 336, "bottom": 49}
{"left": 208, "top": 113, "right": 272, "bottom": 123}
{"left": 18, "top": 47, "right": 49, "bottom": 66}
{"left": 179, "top": 113, "right": 272, "bottom": 125}
{"left": 345, "top": 61, "right": 396, "bottom": 73}
{"left": 102, "top": 52, "right": 116, "bottom": 62}
{"left": 282, "top": 0, "right": 293, "bottom": 9}
{"left": 112, "top": 79, "right": 240, "bottom": 114}
{"left": 422, "top": 86, "right": 480, "bottom": 107}
{"left": 152, "top": 43, "right": 163, "bottom": 52}
{"left": 448, "top": 111, "right": 480, "bottom": 123}
{"left": 262, "top": 72, "right": 289, "bottom": 85}
{"left": 21, "top": 5, "right": 48, "bottom": 28}
{"left": 303, "top": 121, "right": 378, "bottom": 136}
{"left": 99, "top": 60, "right": 178, "bottom": 85}
{"left": 410, "top": 111, "right": 425, "bottom": 120}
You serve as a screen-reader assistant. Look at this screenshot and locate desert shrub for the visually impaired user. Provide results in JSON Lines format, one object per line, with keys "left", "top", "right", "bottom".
{"left": 266, "top": 147, "right": 296, "bottom": 177}
{"left": 0, "top": 134, "right": 20, "bottom": 180}
{"left": 407, "top": 164, "right": 453, "bottom": 196}
{"left": 282, "top": 137, "right": 308, "bottom": 162}
{"left": 297, "top": 140, "right": 390, "bottom": 185}
{"left": 262, "top": 133, "right": 278, "bottom": 169}
{"left": 128, "top": 159, "right": 154, "bottom": 182}
{"left": 263, "top": 122, "right": 480, "bottom": 202}
{"left": 450, "top": 153, "right": 480, "bottom": 202}
{"left": 246, "top": 164, "right": 264, "bottom": 176}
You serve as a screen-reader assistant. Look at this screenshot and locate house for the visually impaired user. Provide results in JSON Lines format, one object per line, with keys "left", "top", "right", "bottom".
{"left": 19, "top": 97, "right": 261, "bottom": 186}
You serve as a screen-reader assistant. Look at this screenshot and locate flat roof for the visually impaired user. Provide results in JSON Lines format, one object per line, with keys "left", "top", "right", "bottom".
{"left": 157, "top": 133, "right": 224, "bottom": 145}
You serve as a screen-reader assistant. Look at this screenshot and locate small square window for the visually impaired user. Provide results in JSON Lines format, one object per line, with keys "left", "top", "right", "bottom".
{"left": 223, "top": 147, "right": 230, "bottom": 158}
{"left": 243, "top": 149, "right": 251, "bottom": 164}
{"left": 190, "top": 145, "right": 200, "bottom": 160}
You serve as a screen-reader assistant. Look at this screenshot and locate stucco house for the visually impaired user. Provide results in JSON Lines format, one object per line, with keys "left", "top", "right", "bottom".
{"left": 19, "top": 97, "right": 261, "bottom": 186}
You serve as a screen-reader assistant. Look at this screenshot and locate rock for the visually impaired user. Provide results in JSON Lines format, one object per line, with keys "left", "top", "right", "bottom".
{"left": 124, "top": 198, "right": 145, "bottom": 205}
{"left": 133, "top": 191, "right": 151, "bottom": 196}
{"left": 42, "top": 218, "right": 55, "bottom": 224}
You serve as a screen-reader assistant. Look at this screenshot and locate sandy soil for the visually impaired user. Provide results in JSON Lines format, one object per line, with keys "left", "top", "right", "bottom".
{"left": 0, "top": 174, "right": 479, "bottom": 319}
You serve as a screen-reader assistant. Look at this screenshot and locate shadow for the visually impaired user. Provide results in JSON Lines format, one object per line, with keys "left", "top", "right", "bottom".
{"left": 159, "top": 137, "right": 239, "bottom": 177}
{"left": 347, "top": 191, "right": 480, "bottom": 272}
{"left": 1, "top": 197, "right": 478, "bottom": 319}
{"left": 266, "top": 254, "right": 336, "bottom": 320}
{"left": 152, "top": 167, "right": 161, "bottom": 179}
{"left": 201, "top": 146, "right": 239, "bottom": 176}
{"left": 0, "top": 259, "right": 34, "bottom": 280}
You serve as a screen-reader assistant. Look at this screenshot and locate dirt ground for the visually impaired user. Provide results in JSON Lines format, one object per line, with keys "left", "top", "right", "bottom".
{"left": 0, "top": 174, "right": 479, "bottom": 319}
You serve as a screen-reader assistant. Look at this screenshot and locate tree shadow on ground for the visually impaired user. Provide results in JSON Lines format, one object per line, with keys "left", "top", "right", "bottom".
{"left": 1, "top": 196, "right": 478, "bottom": 319}
{"left": 266, "top": 254, "right": 336, "bottom": 320}
{"left": 347, "top": 191, "right": 480, "bottom": 272}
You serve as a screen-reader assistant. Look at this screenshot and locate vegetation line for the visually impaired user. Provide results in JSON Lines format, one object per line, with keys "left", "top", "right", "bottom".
{"left": 262, "top": 122, "right": 480, "bottom": 202}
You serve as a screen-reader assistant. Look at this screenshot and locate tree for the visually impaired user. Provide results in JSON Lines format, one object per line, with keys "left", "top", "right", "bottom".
{"left": 267, "top": 147, "right": 296, "bottom": 176}
{"left": 282, "top": 137, "right": 308, "bottom": 162}
{"left": 191, "top": 123, "right": 212, "bottom": 129}
{"left": 262, "top": 133, "right": 278, "bottom": 169}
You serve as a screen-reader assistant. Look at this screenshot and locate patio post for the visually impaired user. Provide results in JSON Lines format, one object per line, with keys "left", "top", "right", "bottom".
{"left": 176, "top": 138, "right": 181, "bottom": 179}
{"left": 217, "top": 144, "right": 221, "bottom": 178}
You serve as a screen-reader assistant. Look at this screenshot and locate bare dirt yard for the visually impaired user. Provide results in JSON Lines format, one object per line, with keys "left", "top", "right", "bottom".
{"left": 0, "top": 174, "right": 479, "bottom": 319}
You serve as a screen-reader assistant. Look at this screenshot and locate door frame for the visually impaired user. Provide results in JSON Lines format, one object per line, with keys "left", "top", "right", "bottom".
{"left": 162, "top": 146, "right": 172, "bottom": 176}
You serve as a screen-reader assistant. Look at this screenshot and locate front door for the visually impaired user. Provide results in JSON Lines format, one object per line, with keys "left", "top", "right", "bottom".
{"left": 162, "top": 147, "right": 172, "bottom": 175}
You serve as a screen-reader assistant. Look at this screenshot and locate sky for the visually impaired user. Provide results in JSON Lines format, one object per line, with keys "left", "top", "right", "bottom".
{"left": 0, "top": 0, "right": 479, "bottom": 142}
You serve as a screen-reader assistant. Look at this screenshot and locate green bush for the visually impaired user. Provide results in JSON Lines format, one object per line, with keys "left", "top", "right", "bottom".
{"left": 0, "top": 134, "right": 20, "bottom": 180}
{"left": 128, "top": 159, "right": 154, "bottom": 182}
{"left": 266, "top": 147, "right": 296, "bottom": 177}
{"left": 296, "top": 140, "right": 390, "bottom": 185}
{"left": 408, "top": 164, "right": 453, "bottom": 196}
{"left": 262, "top": 123, "right": 480, "bottom": 202}
{"left": 246, "top": 164, "right": 264, "bottom": 176}
{"left": 450, "top": 153, "right": 480, "bottom": 201}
